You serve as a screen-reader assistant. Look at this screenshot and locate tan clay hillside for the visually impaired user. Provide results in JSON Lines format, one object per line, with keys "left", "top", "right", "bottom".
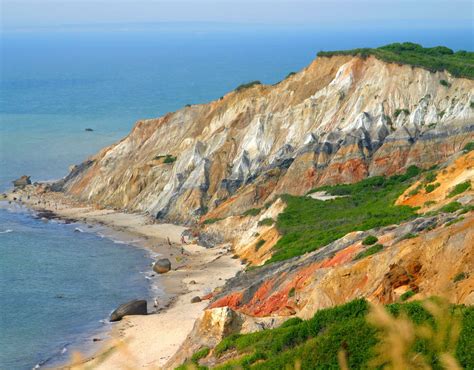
{"left": 54, "top": 53, "right": 474, "bottom": 223}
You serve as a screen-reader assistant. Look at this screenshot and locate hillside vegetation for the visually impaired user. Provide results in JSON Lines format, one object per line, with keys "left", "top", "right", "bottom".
{"left": 267, "top": 166, "right": 421, "bottom": 263}
{"left": 180, "top": 299, "right": 473, "bottom": 369}
{"left": 318, "top": 42, "right": 474, "bottom": 79}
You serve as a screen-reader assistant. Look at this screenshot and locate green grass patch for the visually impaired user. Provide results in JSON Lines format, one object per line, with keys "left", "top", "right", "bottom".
{"left": 163, "top": 154, "right": 177, "bottom": 164}
{"left": 266, "top": 166, "right": 421, "bottom": 264}
{"left": 424, "top": 182, "right": 440, "bottom": 193}
{"left": 317, "top": 42, "right": 474, "bottom": 79}
{"left": 191, "top": 347, "right": 210, "bottom": 363}
{"left": 242, "top": 208, "right": 262, "bottom": 217}
{"left": 258, "top": 218, "right": 274, "bottom": 227}
{"left": 453, "top": 272, "right": 468, "bottom": 283}
{"left": 463, "top": 141, "right": 474, "bottom": 152}
{"left": 448, "top": 181, "right": 471, "bottom": 198}
{"left": 394, "top": 108, "right": 410, "bottom": 118}
{"left": 400, "top": 290, "right": 416, "bottom": 301}
{"left": 439, "top": 201, "right": 463, "bottom": 213}
{"left": 255, "top": 239, "right": 266, "bottom": 251}
{"left": 202, "top": 298, "right": 474, "bottom": 370}
{"left": 401, "top": 232, "right": 418, "bottom": 240}
{"left": 439, "top": 79, "right": 451, "bottom": 87}
{"left": 353, "top": 244, "right": 384, "bottom": 261}
{"left": 445, "top": 217, "right": 465, "bottom": 227}
{"left": 235, "top": 80, "right": 262, "bottom": 92}
{"left": 203, "top": 218, "right": 223, "bottom": 225}
{"left": 362, "top": 235, "right": 378, "bottom": 245}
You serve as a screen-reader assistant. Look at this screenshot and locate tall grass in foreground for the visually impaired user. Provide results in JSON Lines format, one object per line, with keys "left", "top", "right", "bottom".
{"left": 176, "top": 298, "right": 471, "bottom": 369}
{"left": 68, "top": 297, "right": 470, "bottom": 369}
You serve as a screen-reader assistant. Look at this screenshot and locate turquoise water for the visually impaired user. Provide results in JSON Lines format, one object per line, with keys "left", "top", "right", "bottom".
{"left": 0, "top": 205, "right": 152, "bottom": 369}
{"left": 0, "top": 25, "right": 472, "bottom": 369}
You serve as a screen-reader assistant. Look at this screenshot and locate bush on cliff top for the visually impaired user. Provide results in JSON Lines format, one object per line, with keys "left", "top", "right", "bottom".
{"left": 184, "top": 298, "right": 473, "bottom": 369}
{"left": 317, "top": 42, "right": 474, "bottom": 79}
{"left": 267, "top": 166, "right": 421, "bottom": 263}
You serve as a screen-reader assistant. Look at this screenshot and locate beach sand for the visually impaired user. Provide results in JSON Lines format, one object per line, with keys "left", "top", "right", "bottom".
{"left": 3, "top": 188, "right": 242, "bottom": 369}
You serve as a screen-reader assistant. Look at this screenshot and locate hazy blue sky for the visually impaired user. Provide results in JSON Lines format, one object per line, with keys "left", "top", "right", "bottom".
{"left": 2, "top": 0, "right": 473, "bottom": 31}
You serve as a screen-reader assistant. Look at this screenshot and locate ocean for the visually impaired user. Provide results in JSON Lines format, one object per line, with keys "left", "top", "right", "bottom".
{"left": 0, "top": 24, "right": 471, "bottom": 369}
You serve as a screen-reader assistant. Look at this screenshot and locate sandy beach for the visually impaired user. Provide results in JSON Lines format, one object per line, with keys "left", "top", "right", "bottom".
{"left": 3, "top": 187, "right": 242, "bottom": 369}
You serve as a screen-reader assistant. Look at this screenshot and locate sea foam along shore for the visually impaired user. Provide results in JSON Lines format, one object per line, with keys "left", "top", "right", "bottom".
{"left": 4, "top": 186, "right": 243, "bottom": 369}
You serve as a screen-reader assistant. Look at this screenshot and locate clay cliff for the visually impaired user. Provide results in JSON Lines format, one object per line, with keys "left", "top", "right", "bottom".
{"left": 55, "top": 53, "right": 473, "bottom": 223}
{"left": 46, "top": 44, "right": 474, "bottom": 368}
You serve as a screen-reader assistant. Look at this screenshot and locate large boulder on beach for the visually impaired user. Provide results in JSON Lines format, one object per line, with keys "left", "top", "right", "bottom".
{"left": 12, "top": 175, "right": 31, "bottom": 188}
{"left": 110, "top": 299, "right": 147, "bottom": 322}
{"left": 153, "top": 258, "right": 171, "bottom": 274}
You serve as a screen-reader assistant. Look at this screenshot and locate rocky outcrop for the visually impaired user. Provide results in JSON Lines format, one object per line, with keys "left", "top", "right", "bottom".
{"left": 53, "top": 55, "right": 474, "bottom": 223}
{"left": 166, "top": 306, "right": 286, "bottom": 368}
{"left": 13, "top": 175, "right": 31, "bottom": 188}
{"left": 110, "top": 299, "right": 148, "bottom": 322}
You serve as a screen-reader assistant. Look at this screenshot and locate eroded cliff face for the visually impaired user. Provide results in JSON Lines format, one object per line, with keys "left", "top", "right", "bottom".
{"left": 57, "top": 55, "right": 474, "bottom": 223}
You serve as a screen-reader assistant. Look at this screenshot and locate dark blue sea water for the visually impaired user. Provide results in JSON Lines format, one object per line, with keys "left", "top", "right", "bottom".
{"left": 0, "top": 24, "right": 472, "bottom": 369}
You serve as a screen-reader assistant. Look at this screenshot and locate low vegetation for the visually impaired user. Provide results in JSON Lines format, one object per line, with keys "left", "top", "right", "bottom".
{"left": 362, "top": 235, "right": 378, "bottom": 245}
{"left": 425, "top": 182, "right": 440, "bottom": 193}
{"left": 463, "top": 141, "right": 474, "bottom": 152}
{"left": 400, "top": 290, "right": 416, "bottom": 301}
{"left": 186, "top": 298, "right": 473, "bottom": 369}
{"left": 267, "top": 166, "right": 421, "bottom": 263}
{"left": 235, "top": 80, "right": 262, "bottom": 92}
{"left": 447, "top": 181, "right": 471, "bottom": 198}
{"left": 317, "top": 42, "right": 474, "bottom": 79}
{"left": 203, "top": 218, "right": 223, "bottom": 225}
{"left": 255, "top": 239, "right": 266, "bottom": 251}
{"left": 439, "top": 201, "right": 462, "bottom": 213}
{"left": 453, "top": 272, "right": 468, "bottom": 283}
{"left": 257, "top": 218, "right": 274, "bottom": 227}
{"left": 353, "top": 244, "right": 384, "bottom": 261}
{"left": 242, "top": 208, "right": 262, "bottom": 217}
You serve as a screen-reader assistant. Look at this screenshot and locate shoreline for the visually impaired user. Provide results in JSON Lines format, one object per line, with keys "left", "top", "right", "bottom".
{"left": 3, "top": 187, "right": 243, "bottom": 369}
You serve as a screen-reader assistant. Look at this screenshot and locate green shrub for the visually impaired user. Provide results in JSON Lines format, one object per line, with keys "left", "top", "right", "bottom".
{"left": 317, "top": 42, "right": 474, "bottom": 79}
{"left": 448, "top": 181, "right": 471, "bottom": 198}
{"left": 401, "top": 233, "right": 417, "bottom": 240}
{"left": 463, "top": 141, "right": 474, "bottom": 152}
{"left": 424, "top": 182, "right": 440, "bottom": 193}
{"left": 163, "top": 154, "right": 177, "bottom": 164}
{"left": 235, "top": 80, "right": 261, "bottom": 92}
{"left": 204, "top": 298, "right": 474, "bottom": 370}
{"left": 445, "top": 217, "right": 464, "bottom": 226}
{"left": 242, "top": 208, "right": 261, "bottom": 217}
{"left": 424, "top": 171, "right": 437, "bottom": 183}
{"left": 255, "top": 239, "right": 266, "bottom": 251}
{"left": 203, "top": 217, "right": 223, "bottom": 225}
{"left": 453, "top": 272, "right": 467, "bottom": 282}
{"left": 408, "top": 184, "right": 422, "bottom": 196}
{"left": 424, "top": 200, "right": 436, "bottom": 207}
{"left": 440, "top": 201, "right": 462, "bottom": 213}
{"left": 288, "top": 287, "right": 296, "bottom": 297}
{"left": 470, "top": 102, "right": 474, "bottom": 109}
{"left": 267, "top": 169, "right": 419, "bottom": 263}
{"left": 362, "top": 235, "right": 378, "bottom": 245}
{"left": 191, "top": 347, "right": 210, "bottom": 363}
{"left": 353, "top": 244, "right": 384, "bottom": 260}
{"left": 400, "top": 290, "right": 416, "bottom": 301}
{"left": 439, "top": 79, "right": 451, "bottom": 87}
{"left": 280, "top": 317, "right": 303, "bottom": 328}
{"left": 285, "top": 72, "right": 296, "bottom": 79}
{"left": 394, "top": 108, "right": 410, "bottom": 118}
{"left": 258, "top": 218, "right": 275, "bottom": 227}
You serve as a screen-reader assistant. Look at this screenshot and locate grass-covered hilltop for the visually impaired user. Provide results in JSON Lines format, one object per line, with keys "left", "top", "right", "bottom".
{"left": 318, "top": 42, "right": 474, "bottom": 79}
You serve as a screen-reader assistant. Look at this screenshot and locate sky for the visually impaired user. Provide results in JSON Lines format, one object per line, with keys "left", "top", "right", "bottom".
{"left": 1, "top": 0, "right": 473, "bottom": 31}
